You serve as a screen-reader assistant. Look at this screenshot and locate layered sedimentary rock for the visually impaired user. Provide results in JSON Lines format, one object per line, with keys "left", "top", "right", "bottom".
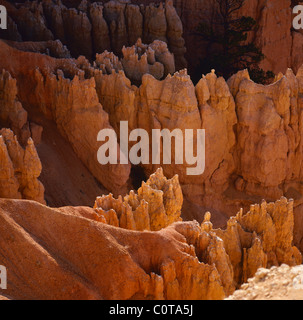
{"left": 132, "top": 0, "right": 301, "bottom": 76}
{"left": 95, "top": 38, "right": 175, "bottom": 82}
{"left": 0, "top": 129, "right": 45, "bottom": 204}
{"left": 195, "top": 69, "right": 237, "bottom": 198}
{"left": 0, "top": 193, "right": 300, "bottom": 300}
{"left": 33, "top": 66, "right": 131, "bottom": 195}
{"left": 229, "top": 66, "right": 303, "bottom": 199}
{"left": 0, "top": 40, "right": 130, "bottom": 195}
{"left": 214, "top": 197, "right": 301, "bottom": 285}
{"left": 3, "top": 39, "right": 71, "bottom": 59}
{"left": 2, "top": 0, "right": 302, "bottom": 77}
{"left": 94, "top": 67, "right": 202, "bottom": 182}
{"left": 2, "top": 35, "right": 303, "bottom": 250}
{"left": 0, "top": 69, "right": 43, "bottom": 145}
{"left": 2, "top": 0, "right": 186, "bottom": 70}
{"left": 94, "top": 168, "right": 183, "bottom": 231}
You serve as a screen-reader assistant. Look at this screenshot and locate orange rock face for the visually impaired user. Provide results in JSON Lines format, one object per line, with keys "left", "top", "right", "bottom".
{"left": 95, "top": 38, "right": 176, "bottom": 82}
{"left": 2, "top": 37, "right": 303, "bottom": 249}
{"left": 1, "top": 0, "right": 303, "bottom": 301}
{"left": 94, "top": 168, "right": 183, "bottom": 231}
{"left": 0, "top": 198, "right": 225, "bottom": 300}
{"left": 0, "top": 129, "right": 45, "bottom": 204}
{"left": 1, "top": 0, "right": 187, "bottom": 70}
{"left": 0, "top": 194, "right": 300, "bottom": 300}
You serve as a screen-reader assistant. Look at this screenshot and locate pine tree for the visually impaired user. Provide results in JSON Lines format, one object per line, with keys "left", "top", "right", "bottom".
{"left": 196, "top": 0, "right": 274, "bottom": 83}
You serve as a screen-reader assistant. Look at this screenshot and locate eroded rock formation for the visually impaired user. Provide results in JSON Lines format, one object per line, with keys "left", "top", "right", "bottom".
{"left": 0, "top": 69, "right": 43, "bottom": 145}
{"left": 95, "top": 38, "right": 175, "bottom": 82}
{"left": 0, "top": 41, "right": 130, "bottom": 195}
{"left": 0, "top": 0, "right": 302, "bottom": 302}
{"left": 0, "top": 198, "right": 227, "bottom": 300}
{"left": 94, "top": 168, "right": 183, "bottom": 231}
{"left": 0, "top": 193, "right": 300, "bottom": 300}
{"left": 169, "top": 0, "right": 303, "bottom": 76}
{"left": 3, "top": 38, "right": 303, "bottom": 251}
{"left": 213, "top": 197, "right": 301, "bottom": 285}
{"left": 0, "top": 129, "right": 45, "bottom": 204}
{"left": 1, "top": 0, "right": 186, "bottom": 71}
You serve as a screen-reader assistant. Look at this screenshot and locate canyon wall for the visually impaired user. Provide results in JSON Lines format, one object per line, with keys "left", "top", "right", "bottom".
{"left": 127, "top": 0, "right": 303, "bottom": 77}
{"left": 0, "top": 1, "right": 303, "bottom": 300}
{"left": 176, "top": 0, "right": 303, "bottom": 77}
{"left": 2, "top": 0, "right": 301, "bottom": 78}
{"left": 2, "top": 39, "right": 303, "bottom": 250}
{"left": 0, "top": 0, "right": 187, "bottom": 71}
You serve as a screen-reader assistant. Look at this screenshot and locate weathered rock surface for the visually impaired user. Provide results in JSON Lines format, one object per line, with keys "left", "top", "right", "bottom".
{"left": 0, "top": 41, "right": 130, "bottom": 196}
{"left": 0, "top": 129, "right": 45, "bottom": 204}
{"left": 214, "top": 197, "right": 301, "bottom": 286}
{"left": 94, "top": 168, "right": 183, "bottom": 231}
{"left": 227, "top": 264, "right": 303, "bottom": 300}
{"left": 2, "top": 0, "right": 187, "bottom": 70}
{"left": 0, "top": 198, "right": 226, "bottom": 300}
{"left": 133, "top": 0, "right": 302, "bottom": 77}
{"left": 122, "top": 39, "right": 175, "bottom": 81}
{"left": 0, "top": 194, "right": 300, "bottom": 300}
{"left": 95, "top": 38, "right": 175, "bottom": 82}
{"left": 2, "top": 30, "right": 303, "bottom": 254}
{"left": 0, "top": 69, "right": 43, "bottom": 145}
{"left": 3, "top": 39, "right": 71, "bottom": 59}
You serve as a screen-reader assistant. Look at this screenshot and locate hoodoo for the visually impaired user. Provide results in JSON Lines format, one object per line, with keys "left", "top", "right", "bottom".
{"left": 0, "top": 0, "right": 303, "bottom": 302}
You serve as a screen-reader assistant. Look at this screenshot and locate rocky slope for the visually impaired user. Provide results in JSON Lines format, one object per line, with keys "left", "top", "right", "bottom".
{"left": 227, "top": 264, "right": 303, "bottom": 300}
{"left": 0, "top": 0, "right": 303, "bottom": 301}
{"left": 1, "top": 38, "right": 303, "bottom": 251}
{"left": 0, "top": 187, "right": 301, "bottom": 299}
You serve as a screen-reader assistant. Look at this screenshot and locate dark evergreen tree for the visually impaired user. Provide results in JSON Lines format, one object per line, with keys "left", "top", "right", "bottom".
{"left": 196, "top": 0, "right": 274, "bottom": 83}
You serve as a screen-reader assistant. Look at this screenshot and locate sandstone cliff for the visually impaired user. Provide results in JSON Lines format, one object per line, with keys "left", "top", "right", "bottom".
{"left": 94, "top": 168, "right": 183, "bottom": 231}
{"left": 131, "top": 0, "right": 303, "bottom": 77}
{"left": 0, "top": 129, "right": 45, "bottom": 204}
{"left": 0, "top": 193, "right": 300, "bottom": 300}
{"left": 1, "top": 0, "right": 187, "bottom": 71}
{"left": 95, "top": 38, "right": 175, "bottom": 82}
{"left": 2, "top": 38, "right": 303, "bottom": 252}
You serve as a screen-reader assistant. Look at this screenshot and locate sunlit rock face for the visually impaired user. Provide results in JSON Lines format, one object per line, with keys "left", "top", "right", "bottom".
{"left": 0, "top": 128, "right": 45, "bottom": 204}
{"left": 1, "top": 0, "right": 303, "bottom": 301}
{"left": 0, "top": 194, "right": 300, "bottom": 300}
{"left": 2, "top": 36, "right": 303, "bottom": 249}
